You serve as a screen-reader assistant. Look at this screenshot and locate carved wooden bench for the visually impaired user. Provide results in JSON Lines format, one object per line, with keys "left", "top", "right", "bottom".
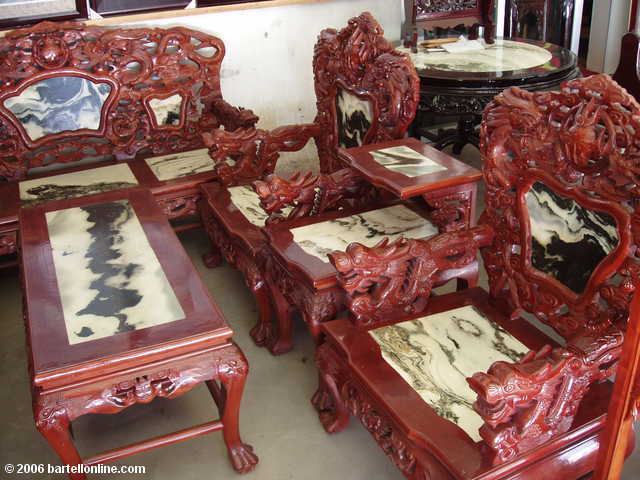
{"left": 0, "top": 21, "right": 258, "bottom": 267}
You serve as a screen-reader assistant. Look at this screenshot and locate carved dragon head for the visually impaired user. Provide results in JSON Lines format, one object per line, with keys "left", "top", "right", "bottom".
{"left": 253, "top": 172, "right": 317, "bottom": 216}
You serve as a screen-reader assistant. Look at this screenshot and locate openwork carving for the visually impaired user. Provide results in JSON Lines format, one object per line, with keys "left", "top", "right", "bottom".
{"left": 469, "top": 328, "right": 623, "bottom": 465}
{"left": 253, "top": 168, "right": 378, "bottom": 224}
{"left": 203, "top": 124, "right": 320, "bottom": 187}
{"left": 329, "top": 226, "right": 491, "bottom": 327}
{"left": 423, "top": 189, "right": 474, "bottom": 232}
{"left": 415, "top": 0, "right": 480, "bottom": 15}
{"left": 0, "top": 21, "right": 258, "bottom": 180}
{"left": 313, "top": 12, "right": 419, "bottom": 173}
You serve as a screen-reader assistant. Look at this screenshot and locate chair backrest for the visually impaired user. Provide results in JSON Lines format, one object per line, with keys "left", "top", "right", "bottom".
{"left": 612, "top": 31, "right": 640, "bottom": 102}
{"left": 312, "top": 12, "right": 420, "bottom": 173}
{"left": 480, "top": 74, "right": 640, "bottom": 341}
{"left": 504, "top": 0, "right": 574, "bottom": 48}
{"left": 0, "top": 21, "right": 235, "bottom": 181}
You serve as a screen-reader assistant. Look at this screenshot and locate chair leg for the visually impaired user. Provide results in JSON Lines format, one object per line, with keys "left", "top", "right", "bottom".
{"left": 249, "top": 282, "right": 273, "bottom": 346}
{"left": 263, "top": 276, "right": 295, "bottom": 355}
{"left": 311, "top": 372, "right": 350, "bottom": 434}
{"left": 216, "top": 347, "right": 258, "bottom": 474}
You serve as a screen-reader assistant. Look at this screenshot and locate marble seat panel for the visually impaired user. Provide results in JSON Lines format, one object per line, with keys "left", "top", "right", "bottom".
{"left": 227, "top": 185, "right": 270, "bottom": 227}
{"left": 369, "top": 305, "right": 529, "bottom": 441}
{"left": 19, "top": 164, "right": 139, "bottom": 206}
{"left": 290, "top": 204, "right": 438, "bottom": 263}
{"left": 46, "top": 199, "right": 185, "bottom": 345}
{"left": 144, "top": 148, "right": 214, "bottom": 182}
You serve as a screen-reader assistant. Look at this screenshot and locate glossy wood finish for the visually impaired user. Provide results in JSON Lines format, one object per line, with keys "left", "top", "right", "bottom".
{"left": 504, "top": 0, "right": 575, "bottom": 48}
{"left": 21, "top": 188, "right": 257, "bottom": 477}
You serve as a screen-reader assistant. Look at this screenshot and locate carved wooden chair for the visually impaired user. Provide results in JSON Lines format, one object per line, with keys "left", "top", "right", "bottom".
{"left": 312, "top": 74, "right": 640, "bottom": 479}
{"left": 198, "top": 12, "right": 419, "bottom": 351}
{"left": 504, "top": 0, "right": 574, "bottom": 48}
{"left": 612, "top": 31, "right": 640, "bottom": 102}
{"left": 403, "top": 0, "right": 495, "bottom": 50}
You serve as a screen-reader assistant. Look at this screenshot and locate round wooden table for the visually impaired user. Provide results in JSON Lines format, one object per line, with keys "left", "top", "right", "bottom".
{"left": 402, "top": 38, "right": 579, "bottom": 152}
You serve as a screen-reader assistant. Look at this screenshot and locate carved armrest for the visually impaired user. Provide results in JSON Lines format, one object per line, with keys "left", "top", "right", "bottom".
{"left": 467, "top": 326, "right": 624, "bottom": 465}
{"left": 328, "top": 225, "right": 494, "bottom": 328}
{"left": 252, "top": 168, "right": 379, "bottom": 225}
{"left": 202, "top": 123, "right": 321, "bottom": 186}
{"left": 210, "top": 97, "right": 259, "bottom": 131}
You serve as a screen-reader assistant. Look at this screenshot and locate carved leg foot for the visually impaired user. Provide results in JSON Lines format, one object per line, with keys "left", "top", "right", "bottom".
{"left": 249, "top": 283, "right": 272, "bottom": 346}
{"left": 34, "top": 399, "right": 85, "bottom": 480}
{"left": 203, "top": 250, "right": 223, "bottom": 268}
{"left": 312, "top": 373, "right": 349, "bottom": 434}
{"left": 217, "top": 346, "right": 258, "bottom": 474}
{"left": 265, "top": 277, "right": 294, "bottom": 355}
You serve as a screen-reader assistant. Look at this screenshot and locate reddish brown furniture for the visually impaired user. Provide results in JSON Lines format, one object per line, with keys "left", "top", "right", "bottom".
{"left": 403, "top": 0, "right": 495, "bottom": 51}
{"left": 504, "top": 0, "right": 575, "bottom": 49}
{"left": 312, "top": 74, "right": 640, "bottom": 479}
{"left": 21, "top": 188, "right": 257, "bottom": 479}
{"left": 199, "top": 12, "right": 420, "bottom": 352}
{"left": 612, "top": 31, "right": 640, "bottom": 102}
{"left": 0, "top": 21, "right": 258, "bottom": 268}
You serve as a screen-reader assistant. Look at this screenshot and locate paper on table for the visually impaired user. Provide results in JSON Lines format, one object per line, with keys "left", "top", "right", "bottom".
{"left": 441, "top": 39, "right": 485, "bottom": 53}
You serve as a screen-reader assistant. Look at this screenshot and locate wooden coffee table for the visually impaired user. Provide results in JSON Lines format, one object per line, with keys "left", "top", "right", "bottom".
{"left": 19, "top": 188, "right": 258, "bottom": 479}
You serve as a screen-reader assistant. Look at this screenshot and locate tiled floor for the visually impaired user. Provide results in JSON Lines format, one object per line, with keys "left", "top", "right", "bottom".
{"left": 0, "top": 145, "right": 638, "bottom": 479}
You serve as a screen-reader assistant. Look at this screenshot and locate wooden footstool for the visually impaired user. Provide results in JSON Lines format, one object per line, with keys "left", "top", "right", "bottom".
{"left": 20, "top": 188, "right": 257, "bottom": 479}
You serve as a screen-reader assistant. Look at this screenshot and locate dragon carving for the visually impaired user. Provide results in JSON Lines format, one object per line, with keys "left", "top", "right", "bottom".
{"left": 252, "top": 168, "right": 378, "bottom": 224}
{"left": 468, "top": 328, "right": 623, "bottom": 465}
{"left": 329, "top": 226, "right": 492, "bottom": 326}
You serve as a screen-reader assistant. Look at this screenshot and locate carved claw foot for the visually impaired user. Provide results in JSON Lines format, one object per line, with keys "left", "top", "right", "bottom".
{"left": 266, "top": 336, "right": 293, "bottom": 356}
{"left": 227, "top": 443, "right": 259, "bottom": 474}
{"left": 249, "top": 320, "right": 270, "bottom": 346}
{"left": 203, "top": 251, "right": 223, "bottom": 268}
{"left": 311, "top": 382, "right": 349, "bottom": 434}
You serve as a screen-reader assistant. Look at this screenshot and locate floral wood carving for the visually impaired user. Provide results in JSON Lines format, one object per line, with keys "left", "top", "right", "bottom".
{"left": 253, "top": 168, "right": 379, "bottom": 224}
{"left": 468, "top": 327, "right": 623, "bottom": 465}
{"left": 329, "top": 226, "right": 493, "bottom": 327}
{"left": 313, "top": 12, "right": 420, "bottom": 173}
{"left": 480, "top": 74, "right": 640, "bottom": 339}
{"left": 202, "top": 124, "right": 321, "bottom": 187}
{"left": 423, "top": 188, "right": 473, "bottom": 233}
{"left": 158, "top": 194, "right": 200, "bottom": 219}
{"left": 0, "top": 21, "right": 258, "bottom": 180}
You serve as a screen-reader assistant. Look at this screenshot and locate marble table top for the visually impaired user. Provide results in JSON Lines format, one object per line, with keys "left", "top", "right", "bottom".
{"left": 19, "top": 163, "right": 139, "bottom": 206}
{"left": 291, "top": 205, "right": 437, "bottom": 263}
{"left": 46, "top": 199, "right": 184, "bottom": 344}
{"left": 401, "top": 39, "right": 552, "bottom": 73}
{"left": 370, "top": 305, "right": 529, "bottom": 441}
{"left": 369, "top": 145, "right": 447, "bottom": 178}
{"left": 144, "top": 148, "right": 214, "bottom": 181}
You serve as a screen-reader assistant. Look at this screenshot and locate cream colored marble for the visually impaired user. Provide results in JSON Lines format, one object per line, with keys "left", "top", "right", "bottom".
{"left": 149, "top": 94, "right": 183, "bottom": 126}
{"left": 228, "top": 185, "right": 269, "bottom": 227}
{"left": 144, "top": 148, "right": 213, "bottom": 181}
{"left": 291, "top": 205, "right": 437, "bottom": 263}
{"left": 370, "top": 305, "right": 529, "bottom": 441}
{"left": 46, "top": 200, "right": 185, "bottom": 345}
{"left": 19, "top": 164, "right": 139, "bottom": 206}
{"left": 401, "top": 40, "right": 553, "bottom": 73}
{"left": 370, "top": 145, "right": 447, "bottom": 177}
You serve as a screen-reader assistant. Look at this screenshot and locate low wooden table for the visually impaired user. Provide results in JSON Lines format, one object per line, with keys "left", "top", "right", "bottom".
{"left": 339, "top": 137, "right": 482, "bottom": 230}
{"left": 20, "top": 188, "right": 258, "bottom": 479}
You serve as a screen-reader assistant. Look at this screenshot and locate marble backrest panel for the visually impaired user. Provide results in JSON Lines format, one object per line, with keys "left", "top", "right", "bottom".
{"left": 46, "top": 199, "right": 185, "bottom": 345}
{"left": 525, "top": 181, "right": 619, "bottom": 294}
{"left": 19, "top": 164, "right": 139, "bottom": 206}
{"left": 370, "top": 305, "right": 529, "bottom": 441}
{"left": 3, "top": 76, "right": 112, "bottom": 141}
{"left": 335, "top": 88, "right": 373, "bottom": 149}
{"left": 148, "top": 94, "right": 183, "bottom": 127}
{"left": 291, "top": 205, "right": 437, "bottom": 262}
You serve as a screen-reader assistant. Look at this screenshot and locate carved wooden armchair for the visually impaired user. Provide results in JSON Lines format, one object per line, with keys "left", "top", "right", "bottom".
{"left": 403, "top": 0, "right": 495, "bottom": 50}
{"left": 198, "top": 12, "right": 419, "bottom": 350}
{"left": 312, "top": 74, "right": 640, "bottom": 479}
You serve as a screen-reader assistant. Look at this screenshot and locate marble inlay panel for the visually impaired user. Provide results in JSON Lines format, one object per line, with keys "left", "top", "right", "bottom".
{"left": 19, "top": 164, "right": 139, "bottom": 206}
{"left": 336, "top": 89, "right": 373, "bottom": 148}
{"left": 228, "top": 185, "right": 269, "bottom": 227}
{"left": 370, "top": 145, "right": 447, "bottom": 177}
{"left": 291, "top": 205, "right": 437, "bottom": 262}
{"left": 47, "top": 200, "right": 185, "bottom": 345}
{"left": 401, "top": 40, "right": 553, "bottom": 73}
{"left": 149, "top": 94, "right": 183, "bottom": 126}
{"left": 145, "top": 148, "right": 213, "bottom": 181}
{"left": 526, "top": 181, "right": 618, "bottom": 294}
{"left": 4, "top": 76, "right": 112, "bottom": 141}
{"left": 370, "top": 305, "right": 529, "bottom": 441}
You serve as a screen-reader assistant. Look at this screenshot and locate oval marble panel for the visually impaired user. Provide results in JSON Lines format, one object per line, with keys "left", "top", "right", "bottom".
{"left": 525, "top": 181, "right": 619, "bottom": 294}
{"left": 3, "top": 76, "right": 112, "bottom": 141}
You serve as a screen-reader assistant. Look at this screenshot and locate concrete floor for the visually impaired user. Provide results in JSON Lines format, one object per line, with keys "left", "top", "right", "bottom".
{"left": 1, "top": 145, "right": 639, "bottom": 479}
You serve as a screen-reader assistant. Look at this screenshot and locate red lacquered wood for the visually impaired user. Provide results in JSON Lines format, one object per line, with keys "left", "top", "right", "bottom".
{"left": 338, "top": 137, "right": 482, "bottom": 199}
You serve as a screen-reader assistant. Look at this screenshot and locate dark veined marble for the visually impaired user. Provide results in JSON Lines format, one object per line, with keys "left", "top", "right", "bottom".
{"left": 526, "top": 181, "right": 619, "bottom": 294}
{"left": 4, "top": 76, "right": 112, "bottom": 141}
{"left": 335, "top": 88, "right": 373, "bottom": 148}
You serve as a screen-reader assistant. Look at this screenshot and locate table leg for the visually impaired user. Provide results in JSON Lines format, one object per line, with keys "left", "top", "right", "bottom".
{"left": 216, "top": 347, "right": 258, "bottom": 474}
{"left": 34, "top": 398, "right": 85, "bottom": 480}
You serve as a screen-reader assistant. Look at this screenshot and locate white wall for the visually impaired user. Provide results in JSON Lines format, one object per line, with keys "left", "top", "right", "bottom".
{"left": 587, "top": 0, "right": 631, "bottom": 73}
{"left": 118, "top": 0, "right": 401, "bottom": 171}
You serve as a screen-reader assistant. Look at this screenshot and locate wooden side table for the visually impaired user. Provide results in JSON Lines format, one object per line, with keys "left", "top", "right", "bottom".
{"left": 20, "top": 188, "right": 258, "bottom": 479}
